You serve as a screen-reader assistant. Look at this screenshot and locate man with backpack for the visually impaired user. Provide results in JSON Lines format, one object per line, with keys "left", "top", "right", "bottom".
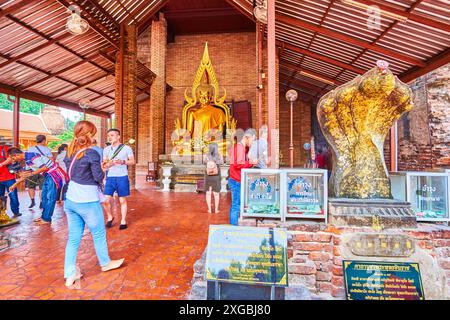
{"left": 27, "top": 135, "right": 54, "bottom": 209}
{"left": 0, "top": 143, "right": 21, "bottom": 218}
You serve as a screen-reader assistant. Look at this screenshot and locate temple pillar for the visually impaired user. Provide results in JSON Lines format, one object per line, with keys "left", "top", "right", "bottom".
{"left": 115, "top": 23, "right": 138, "bottom": 189}
{"left": 149, "top": 13, "right": 167, "bottom": 162}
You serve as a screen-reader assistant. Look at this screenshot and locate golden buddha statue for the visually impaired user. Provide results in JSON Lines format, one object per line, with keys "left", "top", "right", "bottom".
{"left": 187, "top": 84, "right": 226, "bottom": 138}
{"left": 173, "top": 43, "right": 236, "bottom": 156}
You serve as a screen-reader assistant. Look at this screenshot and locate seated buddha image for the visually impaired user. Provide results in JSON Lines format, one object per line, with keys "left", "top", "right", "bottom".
{"left": 187, "top": 84, "right": 226, "bottom": 139}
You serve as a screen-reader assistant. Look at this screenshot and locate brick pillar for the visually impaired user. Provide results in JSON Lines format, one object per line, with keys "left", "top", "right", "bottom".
{"left": 115, "top": 23, "right": 138, "bottom": 189}
{"left": 86, "top": 115, "right": 108, "bottom": 147}
{"left": 149, "top": 13, "right": 167, "bottom": 162}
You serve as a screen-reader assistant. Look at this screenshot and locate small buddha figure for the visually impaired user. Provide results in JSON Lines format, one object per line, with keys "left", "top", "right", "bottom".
{"left": 187, "top": 84, "right": 226, "bottom": 139}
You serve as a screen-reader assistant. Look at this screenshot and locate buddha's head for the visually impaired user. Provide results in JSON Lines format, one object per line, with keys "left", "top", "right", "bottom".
{"left": 196, "top": 84, "right": 214, "bottom": 106}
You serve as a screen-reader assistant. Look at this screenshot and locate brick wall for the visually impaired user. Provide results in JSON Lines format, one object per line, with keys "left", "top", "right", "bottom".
{"left": 278, "top": 96, "right": 312, "bottom": 167}
{"left": 165, "top": 32, "right": 258, "bottom": 154}
{"left": 240, "top": 218, "right": 450, "bottom": 299}
{"left": 396, "top": 63, "right": 450, "bottom": 170}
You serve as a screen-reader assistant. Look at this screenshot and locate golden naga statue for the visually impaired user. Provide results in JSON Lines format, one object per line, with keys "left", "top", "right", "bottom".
{"left": 173, "top": 43, "right": 235, "bottom": 155}
{"left": 317, "top": 61, "right": 414, "bottom": 199}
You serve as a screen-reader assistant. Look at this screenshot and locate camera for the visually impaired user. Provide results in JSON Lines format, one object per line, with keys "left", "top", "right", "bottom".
{"left": 7, "top": 162, "right": 23, "bottom": 174}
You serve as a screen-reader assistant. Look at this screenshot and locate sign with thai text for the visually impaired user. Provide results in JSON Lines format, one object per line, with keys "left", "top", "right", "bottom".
{"left": 343, "top": 260, "right": 424, "bottom": 300}
{"left": 205, "top": 225, "right": 288, "bottom": 286}
{"left": 410, "top": 175, "right": 449, "bottom": 221}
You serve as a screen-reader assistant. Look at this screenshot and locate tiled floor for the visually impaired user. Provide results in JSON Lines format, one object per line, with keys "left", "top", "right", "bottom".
{"left": 0, "top": 177, "right": 229, "bottom": 299}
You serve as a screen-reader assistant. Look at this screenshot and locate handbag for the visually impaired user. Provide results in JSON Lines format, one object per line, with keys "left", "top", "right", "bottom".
{"left": 69, "top": 148, "right": 106, "bottom": 203}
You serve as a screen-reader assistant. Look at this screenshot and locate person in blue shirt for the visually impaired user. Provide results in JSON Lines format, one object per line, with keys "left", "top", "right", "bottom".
{"left": 27, "top": 135, "right": 54, "bottom": 209}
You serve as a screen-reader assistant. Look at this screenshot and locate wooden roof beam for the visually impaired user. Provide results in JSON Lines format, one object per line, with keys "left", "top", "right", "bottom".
{"left": 281, "top": 60, "right": 344, "bottom": 86}
{"left": 137, "top": 0, "right": 171, "bottom": 33}
{"left": 0, "top": 82, "right": 110, "bottom": 118}
{"left": 20, "top": 52, "right": 103, "bottom": 91}
{"left": 280, "top": 75, "right": 325, "bottom": 93}
{"left": 224, "top": 0, "right": 254, "bottom": 21}
{"left": 0, "top": 0, "right": 41, "bottom": 19}
{"left": 85, "top": 0, "right": 120, "bottom": 29}
{"left": 400, "top": 48, "right": 450, "bottom": 83}
{"left": 6, "top": 14, "right": 113, "bottom": 75}
{"left": 53, "top": 74, "right": 115, "bottom": 99}
{"left": 277, "top": 12, "right": 426, "bottom": 67}
{"left": 0, "top": 32, "right": 71, "bottom": 70}
{"left": 344, "top": 0, "right": 450, "bottom": 32}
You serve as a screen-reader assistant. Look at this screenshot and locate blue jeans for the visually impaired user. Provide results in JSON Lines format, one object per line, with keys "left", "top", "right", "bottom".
{"left": 63, "top": 199, "right": 111, "bottom": 278}
{"left": 228, "top": 178, "right": 241, "bottom": 226}
{"left": 0, "top": 179, "right": 19, "bottom": 215}
{"left": 41, "top": 174, "right": 57, "bottom": 222}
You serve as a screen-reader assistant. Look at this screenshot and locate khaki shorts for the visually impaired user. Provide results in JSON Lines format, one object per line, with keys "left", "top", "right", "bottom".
{"left": 26, "top": 174, "right": 45, "bottom": 190}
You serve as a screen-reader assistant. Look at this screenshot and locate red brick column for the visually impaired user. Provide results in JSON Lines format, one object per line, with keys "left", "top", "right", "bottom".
{"left": 115, "top": 23, "right": 138, "bottom": 189}
{"left": 149, "top": 13, "right": 167, "bottom": 162}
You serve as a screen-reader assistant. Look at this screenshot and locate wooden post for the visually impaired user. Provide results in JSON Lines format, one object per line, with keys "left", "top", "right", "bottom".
{"left": 115, "top": 23, "right": 125, "bottom": 134}
{"left": 13, "top": 90, "right": 20, "bottom": 147}
{"left": 267, "top": 0, "right": 276, "bottom": 168}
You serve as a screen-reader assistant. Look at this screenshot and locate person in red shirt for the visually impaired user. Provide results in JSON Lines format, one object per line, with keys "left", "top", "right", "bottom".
{"left": 315, "top": 146, "right": 328, "bottom": 169}
{"left": 228, "top": 128, "right": 256, "bottom": 225}
{"left": 0, "top": 144, "right": 21, "bottom": 217}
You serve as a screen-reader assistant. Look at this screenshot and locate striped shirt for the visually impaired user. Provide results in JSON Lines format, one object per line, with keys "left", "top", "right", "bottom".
{"left": 25, "top": 152, "right": 69, "bottom": 188}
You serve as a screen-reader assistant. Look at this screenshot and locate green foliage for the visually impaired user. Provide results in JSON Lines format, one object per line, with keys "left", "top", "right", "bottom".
{"left": 0, "top": 93, "right": 44, "bottom": 114}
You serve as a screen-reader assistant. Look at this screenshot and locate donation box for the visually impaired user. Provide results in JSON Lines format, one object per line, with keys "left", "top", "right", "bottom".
{"left": 390, "top": 171, "right": 450, "bottom": 222}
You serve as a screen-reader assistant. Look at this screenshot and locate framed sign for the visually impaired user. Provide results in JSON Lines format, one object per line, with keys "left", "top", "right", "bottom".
{"left": 241, "top": 169, "right": 281, "bottom": 218}
{"left": 390, "top": 171, "right": 450, "bottom": 222}
{"left": 343, "top": 260, "right": 424, "bottom": 300}
{"left": 205, "top": 225, "right": 288, "bottom": 287}
{"left": 283, "top": 169, "right": 328, "bottom": 222}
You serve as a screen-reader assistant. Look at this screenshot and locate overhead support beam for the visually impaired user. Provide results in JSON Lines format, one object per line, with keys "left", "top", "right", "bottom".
{"left": 277, "top": 12, "right": 426, "bottom": 67}
{"left": 20, "top": 53, "right": 101, "bottom": 91}
{"left": 0, "top": 33, "right": 71, "bottom": 70}
{"left": 276, "top": 41, "right": 366, "bottom": 75}
{"left": 0, "top": 83, "right": 110, "bottom": 118}
{"left": 85, "top": 0, "right": 120, "bottom": 29}
{"left": 343, "top": 0, "right": 450, "bottom": 33}
{"left": 281, "top": 60, "right": 344, "bottom": 86}
{"left": 4, "top": 14, "right": 113, "bottom": 75}
{"left": 137, "top": 0, "right": 171, "bottom": 33}
{"left": 0, "top": 0, "right": 40, "bottom": 19}
{"left": 400, "top": 48, "right": 450, "bottom": 83}
{"left": 280, "top": 75, "right": 325, "bottom": 93}
{"left": 53, "top": 74, "right": 115, "bottom": 99}
{"left": 224, "top": 0, "right": 254, "bottom": 20}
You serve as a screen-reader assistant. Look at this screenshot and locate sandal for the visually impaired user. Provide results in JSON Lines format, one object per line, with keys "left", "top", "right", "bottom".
{"left": 33, "top": 217, "right": 42, "bottom": 222}
{"left": 106, "top": 217, "right": 114, "bottom": 228}
{"left": 65, "top": 266, "right": 83, "bottom": 288}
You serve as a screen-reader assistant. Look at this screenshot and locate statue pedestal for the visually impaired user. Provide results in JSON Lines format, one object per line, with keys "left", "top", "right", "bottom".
{"left": 328, "top": 198, "right": 417, "bottom": 229}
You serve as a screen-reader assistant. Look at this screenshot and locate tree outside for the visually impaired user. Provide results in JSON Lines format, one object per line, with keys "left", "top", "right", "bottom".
{"left": 0, "top": 93, "right": 81, "bottom": 150}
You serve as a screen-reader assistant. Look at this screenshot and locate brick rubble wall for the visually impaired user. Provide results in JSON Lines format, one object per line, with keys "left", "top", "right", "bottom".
{"left": 240, "top": 218, "right": 450, "bottom": 299}
{"left": 396, "top": 63, "right": 449, "bottom": 170}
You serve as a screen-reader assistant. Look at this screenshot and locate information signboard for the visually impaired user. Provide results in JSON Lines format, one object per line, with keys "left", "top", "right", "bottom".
{"left": 343, "top": 260, "right": 424, "bottom": 300}
{"left": 205, "top": 225, "right": 288, "bottom": 287}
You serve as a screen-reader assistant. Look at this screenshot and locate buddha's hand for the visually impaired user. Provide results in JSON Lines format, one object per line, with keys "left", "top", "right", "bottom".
{"left": 317, "top": 62, "right": 414, "bottom": 199}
